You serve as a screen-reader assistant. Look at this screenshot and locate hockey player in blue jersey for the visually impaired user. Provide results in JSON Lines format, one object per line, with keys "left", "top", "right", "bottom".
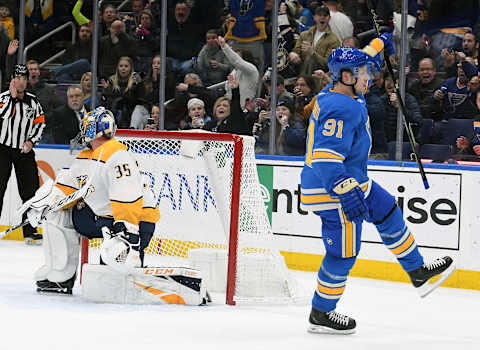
{"left": 300, "top": 45, "right": 456, "bottom": 334}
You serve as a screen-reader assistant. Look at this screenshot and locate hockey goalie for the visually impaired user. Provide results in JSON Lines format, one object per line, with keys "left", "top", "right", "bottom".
{"left": 18, "top": 107, "right": 207, "bottom": 305}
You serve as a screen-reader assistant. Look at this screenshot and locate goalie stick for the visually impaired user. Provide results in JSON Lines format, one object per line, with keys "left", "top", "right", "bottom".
{"left": 0, "top": 150, "right": 103, "bottom": 240}
{"left": 366, "top": 0, "right": 430, "bottom": 190}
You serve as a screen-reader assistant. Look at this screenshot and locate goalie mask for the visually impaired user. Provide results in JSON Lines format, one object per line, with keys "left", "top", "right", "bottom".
{"left": 80, "top": 107, "right": 116, "bottom": 147}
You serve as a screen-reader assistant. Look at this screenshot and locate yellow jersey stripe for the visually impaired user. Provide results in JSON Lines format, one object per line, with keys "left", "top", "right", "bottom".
{"left": 312, "top": 151, "right": 344, "bottom": 160}
{"left": 141, "top": 206, "right": 160, "bottom": 224}
{"left": 390, "top": 233, "right": 415, "bottom": 255}
{"left": 343, "top": 212, "right": 355, "bottom": 258}
{"left": 55, "top": 183, "right": 77, "bottom": 196}
{"left": 301, "top": 193, "right": 340, "bottom": 204}
{"left": 111, "top": 197, "right": 143, "bottom": 226}
{"left": 317, "top": 283, "right": 346, "bottom": 296}
{"left": 78, "top": 139, "right": 128, "bottom": 163}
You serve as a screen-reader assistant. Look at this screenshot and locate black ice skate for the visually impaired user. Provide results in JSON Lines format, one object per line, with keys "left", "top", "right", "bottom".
{"left": 408, "top": 256, "right": 455, "bottom": 298}
{"left": 36, "top": 274, "right": 76, "bottom": 295}
{"left": 308, "top": 307, "right": 356, "bottom": 335}
{"left": 24, "top": 232, "right": 43, "bottom": 246}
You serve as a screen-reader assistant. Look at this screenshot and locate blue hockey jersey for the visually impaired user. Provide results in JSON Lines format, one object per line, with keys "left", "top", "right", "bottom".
{"left": 437, "top": 77, "right": 477, "bottom": 120}
{"left": 300, "top": 89, "right": 372, "bottom": 212}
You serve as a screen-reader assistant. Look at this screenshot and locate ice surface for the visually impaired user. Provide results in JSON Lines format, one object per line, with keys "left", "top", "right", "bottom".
{"left": 1, "top": 240, "right": 479, "bottom": 350}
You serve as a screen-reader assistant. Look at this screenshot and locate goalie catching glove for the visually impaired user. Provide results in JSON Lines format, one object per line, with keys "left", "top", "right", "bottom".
{"left": 17, "top": 178, "right": 66, "bottom": 227}
{"left": 100, "top": 221, "right": 141, "bottom": 271}
{"left": 332, "top": 176, "right": 369, "bottom": 222}
{"left": 16, "top": 169, "right": 86, "bottom": 228}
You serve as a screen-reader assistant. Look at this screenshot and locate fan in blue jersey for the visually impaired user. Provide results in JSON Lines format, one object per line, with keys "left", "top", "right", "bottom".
{"left": 300, "top": 43, "right": 456, "bottom": 334}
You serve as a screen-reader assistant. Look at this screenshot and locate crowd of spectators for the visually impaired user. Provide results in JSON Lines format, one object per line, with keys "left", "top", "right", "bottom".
{"left": 2, "top": 0, "right": 480, "bottom": 162}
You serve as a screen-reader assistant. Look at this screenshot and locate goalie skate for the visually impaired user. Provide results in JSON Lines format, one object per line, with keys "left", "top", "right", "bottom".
{"left": 24, "top": 232, "right": 43, "bottom": 246}
{"left": 36, "top": 273, "right": 76, "bottom": 295}
{"left": 308, "top": 308, "right": 356, "bottom": 335}
{"left": 408, "top": 256, "right": 455, "bottom": 298}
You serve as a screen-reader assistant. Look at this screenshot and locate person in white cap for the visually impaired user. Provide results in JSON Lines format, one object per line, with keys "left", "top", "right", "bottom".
{"left": 186, "top": 97, "right": 211, "bottom": 129}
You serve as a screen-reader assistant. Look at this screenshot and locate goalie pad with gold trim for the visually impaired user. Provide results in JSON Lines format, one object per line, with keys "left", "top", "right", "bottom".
{"left": 81, "top": 264, "right": 207, "bottom": 305}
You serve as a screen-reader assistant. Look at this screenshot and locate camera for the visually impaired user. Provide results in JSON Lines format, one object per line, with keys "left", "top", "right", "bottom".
{"left": 146, "top": 117, "right": 155, "bottom": 126}
{"left": 253, "top": 122, "right": 263, "bottom": 139}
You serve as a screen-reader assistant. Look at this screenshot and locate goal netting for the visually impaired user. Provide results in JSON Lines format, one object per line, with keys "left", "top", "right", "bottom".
{"left": 81, "top": 130, "right": 305, "bottom": 305}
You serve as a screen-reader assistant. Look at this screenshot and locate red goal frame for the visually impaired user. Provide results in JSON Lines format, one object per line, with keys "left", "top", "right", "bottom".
{"left": 80, "top": 130, "right": 244, "bottom": 305}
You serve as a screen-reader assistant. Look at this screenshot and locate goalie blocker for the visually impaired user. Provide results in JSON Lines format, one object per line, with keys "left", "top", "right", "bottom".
{"left": 82, "top": 264, "right": 208, "bottom": 305}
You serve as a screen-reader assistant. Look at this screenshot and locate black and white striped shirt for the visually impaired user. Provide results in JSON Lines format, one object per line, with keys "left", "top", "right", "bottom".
{"left": 0, "top": 90, "right": 45, "bottom": 149}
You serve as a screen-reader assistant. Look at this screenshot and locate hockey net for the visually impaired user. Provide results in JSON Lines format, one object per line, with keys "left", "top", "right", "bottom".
{"left": 81, "top": 130, "right": 304, "bottom": 305}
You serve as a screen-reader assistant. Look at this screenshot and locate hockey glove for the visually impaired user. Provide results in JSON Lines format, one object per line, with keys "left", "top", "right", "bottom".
{"left": 26, "top": 206, "right": 49, "bottom": 228}
{"left": 332, "top": 177, "right": 369, "bottom": 222}
{"left": 20, "top": 178, "right": 64, "bottom": 227}
{"left": 101, "top": 221, "right": 141, "bottom": 268}
{"left": 379, "top": 32, "right": 395, "bottom": 56}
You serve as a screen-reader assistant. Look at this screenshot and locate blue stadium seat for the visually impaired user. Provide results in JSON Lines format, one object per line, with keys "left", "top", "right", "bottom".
{"left": 387, "top": 141, "right": 416, "bottom": 161}
{"left": 420, "top": 144, "right": 452, "bottom": 162}
{"left": 441, "top": 119, "right": 474, "bottom": 148}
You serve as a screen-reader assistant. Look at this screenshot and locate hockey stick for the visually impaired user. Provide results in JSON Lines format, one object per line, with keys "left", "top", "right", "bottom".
{"left": 0, "top": 219, "right": 32, "bottom": 240}
{"left": 0, "top": 174, "right": 94, "bottom": 239}
{"left": 0, "top": 150, "right": 104, "bottom": 239}
{"left": 366, "top": 0, "right": 430, "bottom": 190}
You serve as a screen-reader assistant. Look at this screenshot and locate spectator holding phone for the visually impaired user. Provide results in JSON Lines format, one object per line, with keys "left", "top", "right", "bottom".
{"left": 133, "top": 9, "right": 160, "bottom": 75}
{"left": 183, "top": 98, "right": 212, "bottom": 130}
{"left": 253, "top": 98, "right": 306, "bottom": 155}
{"left": 441, "top": 32, "right": 479, "bottom": 77}
{"left": 144, "top": 104, "right": 160, "bottom": 131}
{"left": 256, "top": 74, "right": 295, "bottom": 112}
{"left": 143, "top": 54, "right": 176, "bottom": 105}
{"left": 100, "top": 56, "right": 147, "bottom": 129}
{"left": 431, "top": 60, "right": 478, "bottom": 120}
{"left": 293, "top": 75, "right": 317, "bottom": 111}
{"left": 382, "top": 73, "right": 423, "bottom": 142}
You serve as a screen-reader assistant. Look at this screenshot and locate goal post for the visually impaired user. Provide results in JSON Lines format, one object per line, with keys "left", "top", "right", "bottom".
{"left": 80, "top": 130, "right": 304, "bottom": 305}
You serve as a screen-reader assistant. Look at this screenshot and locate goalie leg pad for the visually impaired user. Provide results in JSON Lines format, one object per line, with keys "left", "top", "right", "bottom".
{"left": 81, "top": 264, "right": 207, "bottom": 305}
{"left": 34, "top": 210, "right": 79, "bottom": 283}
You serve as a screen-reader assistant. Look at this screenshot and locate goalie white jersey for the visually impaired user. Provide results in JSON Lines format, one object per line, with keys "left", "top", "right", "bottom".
{"left": 56, "top": 139, "right": 144, "bottom": 229}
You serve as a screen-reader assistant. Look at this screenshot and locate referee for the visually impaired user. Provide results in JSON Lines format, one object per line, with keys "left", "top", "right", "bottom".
{"left": 0, "top": 64, "right": 46, "bottom": 245}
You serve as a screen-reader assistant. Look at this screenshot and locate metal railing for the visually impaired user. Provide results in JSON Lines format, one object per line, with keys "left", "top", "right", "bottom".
{"left": 23, "top": 21, "right": 77, "bottom": 68}
{"left": 116, "top": 0, "right": 130, "bottom": 11}
{"left": 163, "top": 80, "right": 227, "bottom": 106}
